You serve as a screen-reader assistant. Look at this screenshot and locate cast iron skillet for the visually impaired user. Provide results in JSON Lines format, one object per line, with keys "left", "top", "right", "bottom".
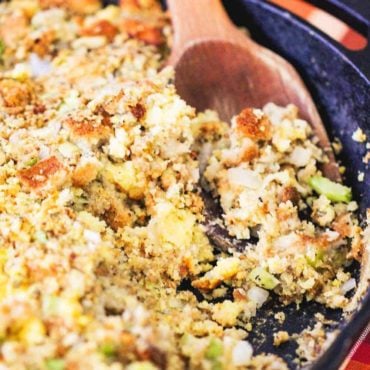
{"left": 103, "top": 0, "right": 369, "bottom": 368}
{"left": 102, "top": 0, "right": 368, "bottom": 368}
{"left": 168, "top": 1, "right": 368, "bottom": 368}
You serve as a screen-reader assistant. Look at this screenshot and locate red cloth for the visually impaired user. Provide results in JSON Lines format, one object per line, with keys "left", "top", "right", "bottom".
{"left": 343, "top": 327, "right": 370, "bottom": 370}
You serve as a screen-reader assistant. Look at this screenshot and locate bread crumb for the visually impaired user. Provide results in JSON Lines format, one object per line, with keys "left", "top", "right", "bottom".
{"left": 273, "top": 331, "right": 290, "bottom": 346}
{"left": 352, "top": 128, "right": 367, "bottom": 143}
{"left": 332, "top": 138, "right": 342, "bottom": 155}
{"left": 339, "top": 166, "right": 346, "bottom": 174}
{"left": 274, "top": 312, "right": 286, "bottom": 324}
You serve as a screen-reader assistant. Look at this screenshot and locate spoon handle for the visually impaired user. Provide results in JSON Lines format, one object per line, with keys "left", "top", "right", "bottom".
{"left": 167, "top": 0, "right": 235, "bottom": 50}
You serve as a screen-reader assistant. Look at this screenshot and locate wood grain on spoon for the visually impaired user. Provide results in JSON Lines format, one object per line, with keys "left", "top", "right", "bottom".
{"left": 167, "top": 0, "right": 340, "bottom": 181}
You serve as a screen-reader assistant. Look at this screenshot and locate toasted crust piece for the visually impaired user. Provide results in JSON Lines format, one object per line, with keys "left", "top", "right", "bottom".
{"left": 241, "top": 143, "right": 259, "bottom": 162}
{"left": 72, "top": 163, "right": 99, "bottom": 187}
{"left": 33, "top": 103, "right": 46, "bottom": 114}
{"left": 80, "top": 20, "right": 118, "bottom": 41}
{"left": 0, "top": 79, "right": 34, "bottom": 113}
{"left": 119, "top": 0, "right": 161, "bottom": 11}
{"left": 0, "top": 11, "right": 28, "bottom": 46}
{"left": 29, "top": 30, "right": 56, "bottom": 57}
{"left": 236, "top": 108, "right": 272, "bottom": 141}
{"left": 279, "top": 186, "right": 300, "bottom": 205}
{"left": 129, "top": 102, "right": 146, "bottom": 120}
{"left": 121, "top": 19, "right": 164, "bottom": 45}
{"left": 39, "top": 0, "right": 101, "bottom": 14}
{"left": 192, "top": 277, "right": 222, "bottom": 291}
{"left": 64, "top": 116, "right": 112, "bottom": 140}
{"left": 18, "top": 156, "right": 63, "bottom": 188}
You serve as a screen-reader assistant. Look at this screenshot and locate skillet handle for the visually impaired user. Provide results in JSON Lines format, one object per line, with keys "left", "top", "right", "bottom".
{"left": 304, "top": 0, "right": 370, "bottom": 81}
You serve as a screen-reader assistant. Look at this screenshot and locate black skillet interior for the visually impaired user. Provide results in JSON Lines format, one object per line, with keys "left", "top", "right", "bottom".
{"left": 98, "top": 0, "right": 370, "bottom": 369}
{"left": 65, "top": 0, "right": 369, "bottom": 368}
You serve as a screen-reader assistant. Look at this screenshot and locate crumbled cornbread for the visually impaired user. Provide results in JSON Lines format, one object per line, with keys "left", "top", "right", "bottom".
{"left": 274, "top": 312, "right": 286, "bottom": 324}
{"left": 294, "top": 323, "right": 336, "bottom": 365}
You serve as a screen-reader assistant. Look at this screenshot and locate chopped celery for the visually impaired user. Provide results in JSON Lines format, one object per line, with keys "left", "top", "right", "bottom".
{"left": 26, "top": 157, "right": 38, "bottom": 167}
{"left": 249, "top": 267, "right": 279, "bottom": 290}
{"left": 305, "top": 249, "right": 324, "bottom": 268}
{"left": 45, "top": 359, "right": 65, "bottom": 370}
{"left": 205, "top": 338, "right": 223, "bottom": 360}
{"left": 100, "top": 342, "right": 117, "bottom": 359}
{"left": 308, "top": 176, "right": 352, "bottom": 203}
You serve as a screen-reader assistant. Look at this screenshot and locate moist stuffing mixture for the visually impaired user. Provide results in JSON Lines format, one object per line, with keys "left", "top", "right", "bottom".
{"left": 0, "top": 1, "right": 367, "bottom": 369}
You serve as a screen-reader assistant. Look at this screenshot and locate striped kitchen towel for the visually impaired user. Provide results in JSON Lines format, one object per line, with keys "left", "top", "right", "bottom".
{"left": 342, "top": 325, "right": 370, "bottom": 370}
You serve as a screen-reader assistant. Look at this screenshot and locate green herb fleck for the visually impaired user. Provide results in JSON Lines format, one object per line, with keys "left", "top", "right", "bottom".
{"left": 306, "top": 249, "right": 324, "bottom": 268}
{"left": 26, "top": 157, "right": 38, "bottom": 167}
{"left": 100, "top": 342, "right": 117, "bottom": 359}
{"left": 205, "top": 338, "right": 223, "bottom": 360}
{"left": 45, "top": 358, "right": 65, "bottom": 370}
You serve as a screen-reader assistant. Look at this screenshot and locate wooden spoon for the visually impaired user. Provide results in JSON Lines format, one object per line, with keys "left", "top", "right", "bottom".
{"left": 167, "top": 0, "right": 339, "bottom": 181}
{"left": 167, "top": 0, "right": 341, "bottom": 251}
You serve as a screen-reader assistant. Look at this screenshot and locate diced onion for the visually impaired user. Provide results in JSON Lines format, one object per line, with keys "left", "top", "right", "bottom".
{"left": 249, "top": 267, "right": 280, "bottom": 290}
{"left": 273, "top": 233, "right": 299, "bottom": 250}
{"left": 341, "top": 278, "right": 356, "bottom": 294}
{"left": 33, "top": 120, "right": 61, "bottom": 139}
{"left": 247, "top": 286, "right": 269, "bottom": 307}
{"left": 29, "top": 53, "right": 52, "bottom": 77}
{"left": 289, "top": 146, "right": 311, "bottom": 167}
{"left": 39, "top": 144, "right": 50, "bottom": 159}
{"left": 227, "top": 168, "right": 261, "bottom": 189}
{"left": 9, "top": 130, "right": 24, "bottom": 144}
{"left": 232, "top": 340, "right": 253, "bottom": 366}
{"left": 84, "top": 229, "right": 101, "bottom": 245}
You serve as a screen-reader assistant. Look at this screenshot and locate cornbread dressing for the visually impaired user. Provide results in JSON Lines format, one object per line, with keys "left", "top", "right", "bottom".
{"left": 0, "top": 1, "right": 367, "bottom": 370}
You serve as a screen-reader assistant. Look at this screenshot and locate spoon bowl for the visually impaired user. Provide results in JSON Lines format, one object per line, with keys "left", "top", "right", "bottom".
{"left": 168, "top": 0, "right": 339, "bottom": 181}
